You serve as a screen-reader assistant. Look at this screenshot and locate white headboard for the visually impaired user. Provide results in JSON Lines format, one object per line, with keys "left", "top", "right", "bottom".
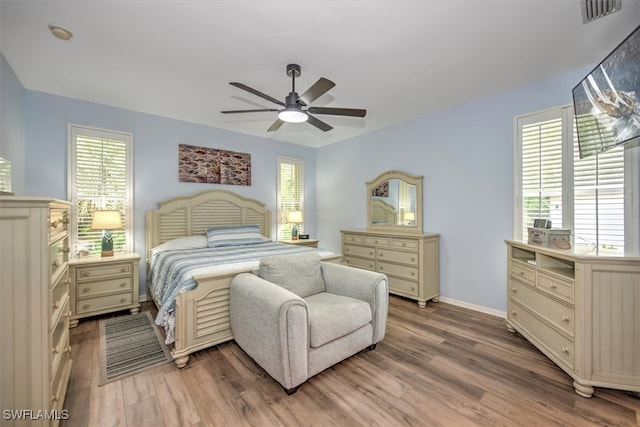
{"left": 145, "top": 189, "right": 272, "bottom": 260}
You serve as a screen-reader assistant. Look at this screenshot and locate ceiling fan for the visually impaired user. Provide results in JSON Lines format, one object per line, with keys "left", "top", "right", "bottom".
{"left": 221, "top": 64, "right": 366, "bottom": 132}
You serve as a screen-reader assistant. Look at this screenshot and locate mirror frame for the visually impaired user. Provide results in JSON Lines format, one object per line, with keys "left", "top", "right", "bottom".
{"left": 366, "top": 170, "right": 423, "bottom": 234}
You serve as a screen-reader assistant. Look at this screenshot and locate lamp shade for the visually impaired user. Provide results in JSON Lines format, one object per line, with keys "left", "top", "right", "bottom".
{"left": 90, "top": 210, "right": 122, "bottom": 230}
{"left": 287, "top": 210, "right": 303, "bottom": 223}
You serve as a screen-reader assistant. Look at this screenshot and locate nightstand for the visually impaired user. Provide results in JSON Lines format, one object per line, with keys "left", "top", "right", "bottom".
{"left": 280, "top": 239, "right": 319, "bottom": 248}
{"left": 68, "top": 252, "right": 141, "bottom": 327}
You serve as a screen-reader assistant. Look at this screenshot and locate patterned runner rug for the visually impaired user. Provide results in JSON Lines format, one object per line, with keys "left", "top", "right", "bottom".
{"left": 99, "top": 311, "right": 173, "bottom": 385}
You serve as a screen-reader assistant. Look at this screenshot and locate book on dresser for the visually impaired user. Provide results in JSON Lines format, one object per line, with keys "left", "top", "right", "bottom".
{"left": 0, "top": 197, "right": 73, "bottom": 427}
{"left": 341, "top": 229, "right": 439, "bottom": 308}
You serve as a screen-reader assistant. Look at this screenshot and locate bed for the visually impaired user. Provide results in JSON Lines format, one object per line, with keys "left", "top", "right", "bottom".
{"left": 145, "top": 189, "right": 341, "bottom": 368}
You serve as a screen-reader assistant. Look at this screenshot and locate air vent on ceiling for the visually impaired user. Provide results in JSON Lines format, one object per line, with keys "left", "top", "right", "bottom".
{"left": 582, "top": 0, "right": 622, "bottom": 24}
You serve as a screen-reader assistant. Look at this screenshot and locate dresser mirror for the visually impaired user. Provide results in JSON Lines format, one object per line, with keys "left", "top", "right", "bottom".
{"left": 367, "top": 170, "right": 423, "bottom": 234}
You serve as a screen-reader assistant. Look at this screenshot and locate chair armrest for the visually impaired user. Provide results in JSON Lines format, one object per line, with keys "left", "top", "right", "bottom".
{"left": 229, "top": 273, "right": 309, "bottom": 390}
{"left": 321, "top": 262, "right": 388, "bottom": 343}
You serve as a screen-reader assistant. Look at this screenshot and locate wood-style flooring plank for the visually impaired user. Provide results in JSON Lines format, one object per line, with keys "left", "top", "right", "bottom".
{"left": 60, "top": 297, "right": 640, "bottom": 427}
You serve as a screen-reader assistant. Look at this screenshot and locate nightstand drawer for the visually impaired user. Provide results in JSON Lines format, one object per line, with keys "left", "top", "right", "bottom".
{"left": 76, "top": 262, "right": 132, "bottom": 281}
{"left": 77, "top": 277, "right": 132, "bottom": 297}
{"left": 76, "top": 292, "right": 132, "bottom": 314}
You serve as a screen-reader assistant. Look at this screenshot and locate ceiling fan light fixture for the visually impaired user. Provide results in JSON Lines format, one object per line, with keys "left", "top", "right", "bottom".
{"left": 278, "top": 108, "right": 308, "bottom": 123}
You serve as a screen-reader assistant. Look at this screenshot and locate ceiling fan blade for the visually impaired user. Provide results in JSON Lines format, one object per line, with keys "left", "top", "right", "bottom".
{"left": 299, "top": 78, "right": 335, "bottom": 105}
{"left": 267, "top": 119, "right": 285, "bottom": 132}
{"left": 221, "top": 109, "right": 279, "bottom": 114}
{"left": 307, "top": 107, "right": 367, "bottom": 117}
{"left": 230, "top": 82, "right": 285, "bottom": 107}
{"left": 306, "top": 114, "right": 333, "bottom": 132}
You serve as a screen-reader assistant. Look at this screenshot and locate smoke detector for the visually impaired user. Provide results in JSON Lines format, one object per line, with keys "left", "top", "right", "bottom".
{"left": 582, "top": 0, "right": 622, "bottom": 23}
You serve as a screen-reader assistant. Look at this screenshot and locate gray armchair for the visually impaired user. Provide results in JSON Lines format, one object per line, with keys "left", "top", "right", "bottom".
{"left": 230, "top": 252, "right": 388, "bottom": 394}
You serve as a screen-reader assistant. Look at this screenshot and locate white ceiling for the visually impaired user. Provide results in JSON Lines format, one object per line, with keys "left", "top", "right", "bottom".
{"left": 1, "top": 1, "right": 639, "bottom": 148}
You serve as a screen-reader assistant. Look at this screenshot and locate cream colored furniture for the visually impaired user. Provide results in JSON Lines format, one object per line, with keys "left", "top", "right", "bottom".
{"left": 506, "top": 240, "right": 640, "bottom": 398}
{"left": 68, "top": 253, "right": 140, "bottom": 328}
{"left": 342, "top": 229, "right": 439, "bottom": 307}
{"left": 146, "top": 189, "right": 341, "bottom": 368}
{"left": 367, "top": 170, "right": 423, "bottom": 233}
{"left": 0, "top": 197, "right": 73, "bottom": 427}
{"left": 280, "top": 238, "right": 319, "bottom": 248}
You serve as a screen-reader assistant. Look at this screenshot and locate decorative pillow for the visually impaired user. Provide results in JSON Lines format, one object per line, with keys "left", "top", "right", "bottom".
{"left": 150, "top": 235, "right": 207, "bottom": 255}
{"left": 257, "top": 252, "right": 325, "bottom": 298}
{"left": 206, "top": 224, "right": 266, "bottom": 248}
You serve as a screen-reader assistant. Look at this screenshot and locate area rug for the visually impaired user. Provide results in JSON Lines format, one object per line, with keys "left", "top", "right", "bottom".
{"left": 99, "top": 311, "right": 173, "bottom": 385}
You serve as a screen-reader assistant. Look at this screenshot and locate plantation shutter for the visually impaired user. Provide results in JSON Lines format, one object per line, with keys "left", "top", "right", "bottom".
{"left": 573, "top": 140, "right": 624, "bottom": 249}
{"left": 69, "top": 126, "right": 132, "bottom": 257}
{"left": 277, "top": 157, "right": 304, "bottom": 240}
{"left": 519, "top": 113, "right": 564, "bottom": 239}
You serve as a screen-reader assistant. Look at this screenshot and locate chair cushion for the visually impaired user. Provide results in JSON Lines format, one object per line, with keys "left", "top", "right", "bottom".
{"left": 304, "top": 292, "right": 372, "bottom": 348}
{"left": 257, "top": 252, "right": 325, "bottom": 298}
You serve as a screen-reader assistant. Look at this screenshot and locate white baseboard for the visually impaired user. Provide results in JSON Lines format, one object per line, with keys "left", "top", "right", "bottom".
{"left": 437, "top": 296, "right": 506, "bottom": 319}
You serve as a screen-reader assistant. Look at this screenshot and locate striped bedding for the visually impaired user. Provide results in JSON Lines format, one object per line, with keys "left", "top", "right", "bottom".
{"left": 147, "top": 241, "right": 331, "bottom": 343}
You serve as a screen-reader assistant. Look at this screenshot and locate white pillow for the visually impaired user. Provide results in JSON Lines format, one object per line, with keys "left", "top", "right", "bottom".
{"left": 206, "top": 224, "right": 266, "bottom": 248}
{"left": 150, "top": 235, "right": 208, "bottom": 255}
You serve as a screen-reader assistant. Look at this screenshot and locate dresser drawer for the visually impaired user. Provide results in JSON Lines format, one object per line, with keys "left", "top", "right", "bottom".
{"left": 343, "top": 244, "right": 376, "bottom": 259}
{"left": 388, "top": 276, "right": 419, "bottom": 296}
{"left": 511, "top": 280, "right": 574, "bottom": 337}
{"left": 77, "top": 277, "right": 132, "bottom": 298}
{"left": 377, "top": 248, "right": 419, "bottom": 266}
{"left": 76, "top": 262, "right": 132, "bottom": 281}
{"left": 342, "top": 234, "right": 363, "bottom": 245}
{"left": 50, "top": 269, "right": 69, "bottom": 327}
{"left": 50, "top": 297, "right": 70, "bottom": 378}
{"left": 538, "top": 272, "right": 574, "bottom": 303}
{"left": 510, "top": 300, "right": 575, "bottom": 369}
{"left": 50, "top": 348, "right": 72, "bottom": 412}
{"left": 390, "top": 238, "right": 419, "bottom": 250}
{"left": 49, "top": 207, "right": 69, "bottom": 243}
{"left": 364, "top": 235, "right": 389, "bottom": 247}
{"left": 510, "top": 261, "right": 535, "bottom": 285}
{"left": 76, "top": 292, "right": 132, "bottom": 314}
{"left": 50, "top": 236, "right": 69, "bottom": 280}
{"left": 342, "top": 255, "right": 376, "bottom": 271}
{"left": 377, "top": 261, "right": 418, "bottom": 281}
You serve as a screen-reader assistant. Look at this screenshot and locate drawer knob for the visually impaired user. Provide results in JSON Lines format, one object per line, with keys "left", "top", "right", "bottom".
{"left": 121, "top": 267, "right": 128, "bottom": 272}
{"left": 410, "top": 287, "right": 415, "bottom": 291}
{"left": 518, "top": 271, "right": 524, "bottom": 276}
{"left": 120, "top": 297, "right": 127, "bottom": 303}
{"left": 369, "top": 252, "right": 374, "bottom": 256}
{"left": 411, "top": 272, "right": 415, "bottom": 276}
{"left": 379, "top": 253, "right": 384, "bottom": 257}
{"left": 345, "top": 260, "right": 350, "bottom": 264}
{"left": 375, "top": 240, "right": 378, "bottom": 244}
{"left": 65, "top": 346, "right": 72, "bottom": 354}
{"left": 52, "top": 345, "right": 60, "bottom": 354}
{"left": 551, "top": 283, "right": 557, "bottom": 289}
{"left": 511, "top": 288, "right": 517, "bottom": 293}
{"left": 67, "top": 311, "right": 72, "bottom": 317}
{"left": 379, "top": 266, "right": 384, "bottom": 270}
{"left": 561, "top": 315, "right": 570, "bottom": 322}
{"left": 83, "top": 304, "right": 90, "bottom": 309}
{"left": 561, "top": 346, "right": 569, "bottom": 354}
{"left": 402, "top": 243, "right": 407, "bottom": 247}
{"left": 369, "top": 264, "right": 374, "bottom": 269}
{"left": 345, "top": 248, "right": 350, "bottom": 252}
{"left": 52, "top": 394, "right": 59, "bottom": 403}
{"left": 82, "top": 271, "right": 90, "bottom": 277}
{"left": 120, "top": 282, "right": 127, "bottom": 287}
{"left": 83, "top": 287, "right": 90, "bottom": 293}
{"left": 52, "top": 300, "right": 60, "bottom": 309}
{"left": 511, "top": 311, "right": 517, "bottom": 316}
{"left": 411, "top": 257, "right": 415, "bottom": 262}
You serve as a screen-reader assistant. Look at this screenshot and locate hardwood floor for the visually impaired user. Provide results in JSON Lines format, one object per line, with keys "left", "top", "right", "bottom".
{"left": 61, "top": 296, "right": 640, "bottom": 427}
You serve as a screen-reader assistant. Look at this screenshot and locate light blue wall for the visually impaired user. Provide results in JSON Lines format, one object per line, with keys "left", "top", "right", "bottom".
{"left": 24, "top": 91, "right": 318, "bottom": 294}
{"left": 0, "top": 53, "right": 26, "bottom": 194}
{"left": 317, "top": 67, "right": 596, "bottom": 313}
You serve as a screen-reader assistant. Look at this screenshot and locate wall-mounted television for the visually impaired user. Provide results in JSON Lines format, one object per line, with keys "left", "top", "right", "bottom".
{"left": 573, "top": 24, "right": 640, "bottom": 159}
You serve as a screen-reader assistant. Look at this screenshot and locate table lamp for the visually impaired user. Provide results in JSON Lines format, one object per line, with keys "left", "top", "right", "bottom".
{"left": 91, "top": 210, "right": 122, "bottom": 257}
{"left": 287, "top": 210, "right": 303, "bottom": 240}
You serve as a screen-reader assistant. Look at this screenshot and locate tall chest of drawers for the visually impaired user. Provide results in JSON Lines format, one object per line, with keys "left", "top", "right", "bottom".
{"left": 341, "top": 229, "right": 439, "bottom": 307}
{"left": 0, "top": 197, "right": 73, "bottom": 426}
{"left": 506, "top": 240, "right": 640, "bottom": 398}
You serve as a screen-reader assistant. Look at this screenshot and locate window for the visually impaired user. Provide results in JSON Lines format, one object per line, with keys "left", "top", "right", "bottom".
{"left": 277, "top": 157, "right": 304, "bottom": 240}
{"left": 515, "top": 105, "right": 631, "bottom": 253}
{"left": 68, "top": 125, "right": 133, "bottom": 257}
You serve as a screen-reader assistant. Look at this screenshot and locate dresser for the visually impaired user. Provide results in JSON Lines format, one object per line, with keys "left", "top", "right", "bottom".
{"left": 341, "top": 229, "right": 439, "bottom": 307}
{"left": 506, "top": 240, "right": 640, "bottom": 397}
{"left": 0, "top": 197, "right": 73, "bottom": 426}
{"left": 69, "top": 253, "right": 140, "bottom": 327}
